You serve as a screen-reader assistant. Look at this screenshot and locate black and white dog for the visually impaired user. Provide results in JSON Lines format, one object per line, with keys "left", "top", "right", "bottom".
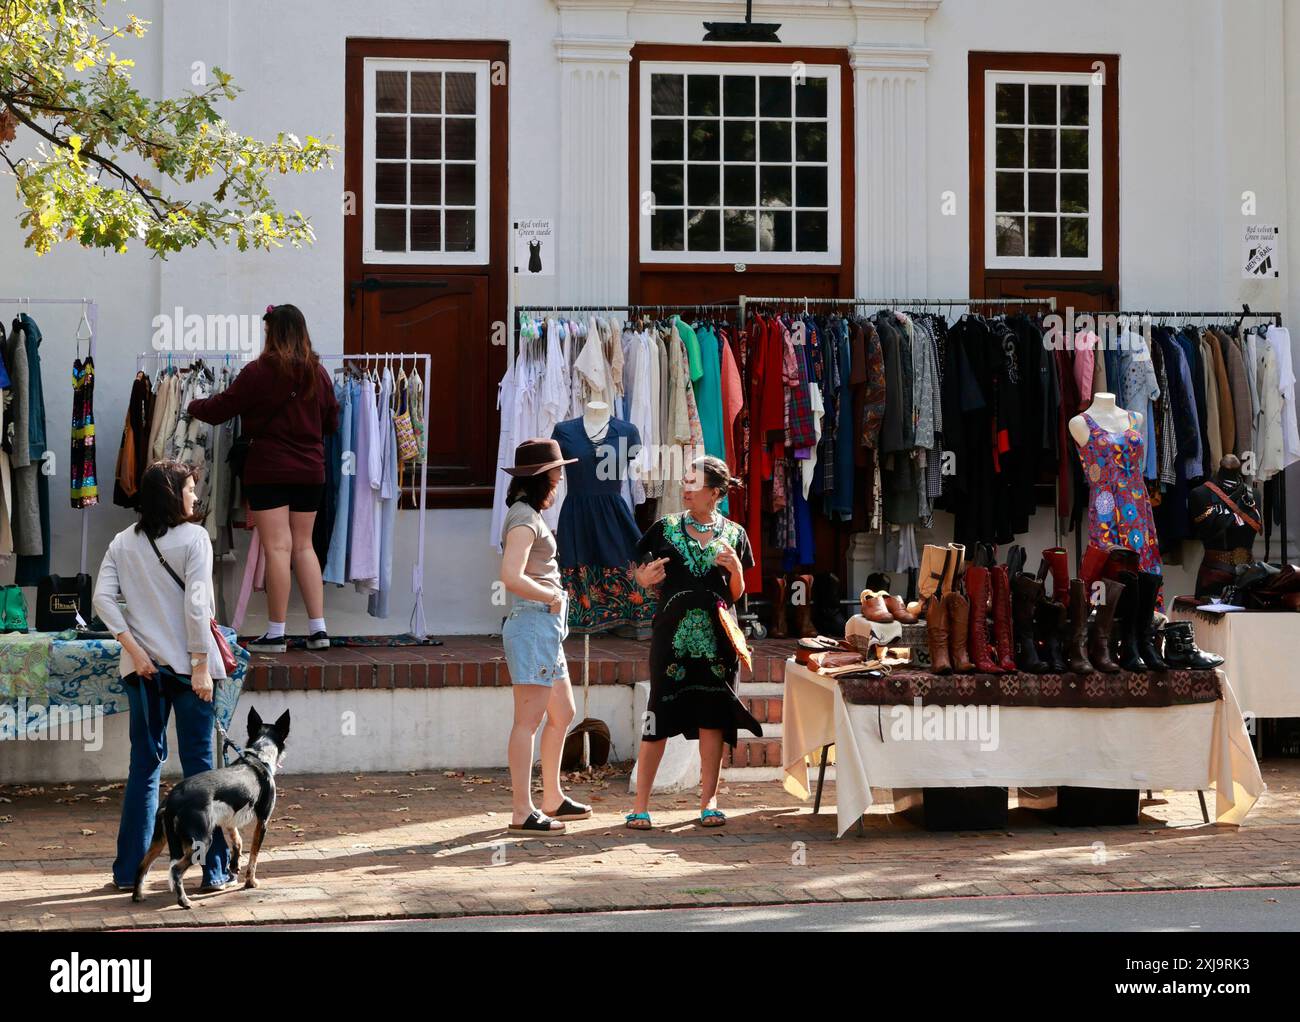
{"left": 133, "top": 707, "right": 290, "bottom": 909}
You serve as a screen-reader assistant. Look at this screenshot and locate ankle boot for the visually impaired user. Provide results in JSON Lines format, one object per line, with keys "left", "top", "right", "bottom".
{"left": 770, "top": 577, "right": 789, "bottom": 638}
{"left": 1087, "top": 578, "right": 1123, "bottom": 673}
{"left": 1040, "top": 547, "right": 1071, "bottom": 608}
{"left": 943, "top": 591, "right": 974, "bottom": 672}
{"left": 964, "top": 565, "right": 1001, "bottom": 674}
{"left": 795, "top": 574, "right": 816, "bottom": 638}
{"left": 991, "top": 565, "right": 1017, "bottom": 672}
{"left": 1112, "top": 570, "right": 1148, "bottom": 671}
{"left": 927, "top": 594, "right": 952, "bottom": 675}
{"left": 860, "top": 589, "right": 893, "bottom": 623}
{"left": 1134, "top": 571, "right": 1168, "bottom": 671}
{"left": 1034, "top": 598, "right": 1069, "bottom": 673}
{"left": 1065, "top": 578, "right": 1092, "bottom": 673}
{"left": 1162, "top": 621, "right": 1225, "bottom": 670}
{"left": 1011, "top": 574, "right": 1049, "bottom": 673}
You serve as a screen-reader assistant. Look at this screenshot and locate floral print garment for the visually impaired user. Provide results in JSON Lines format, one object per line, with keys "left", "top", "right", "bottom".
{"left": 1077, "top": 413, "right": 1163, "bottom": 577}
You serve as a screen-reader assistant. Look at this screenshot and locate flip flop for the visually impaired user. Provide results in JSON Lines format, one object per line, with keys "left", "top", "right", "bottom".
{"left": 700, "top": 808, "right": 727, "bottom": 828}
{"left": 508, "top": 810, "right": 566, "bottom": 834}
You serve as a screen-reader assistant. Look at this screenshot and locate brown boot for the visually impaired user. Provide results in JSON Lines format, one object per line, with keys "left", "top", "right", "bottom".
{"left": 860, "top": 590, "right": 894, "bottom": 623}
{"left": 883, "top": 593, "right": 918, "bottom": 624}
{"left": 770, "top": 577, "right": 788, "bottom": 639}
{"left": 942, "top": 543, "right": 966, "bottom": 595}
{"left": 927, "top": 593, "right": 952, "bottom": 674}
{"left": 1065, "top": 578, "right": 1091, "bottom": 673}
{"left": 795, "top": 574, "right": 816, "bottom": 637}
{"left": 908, "top": 545, "right": 950, "bottom": 617}
{"left": 943, "top": 591, "right": 974, "bottom": 672}
{"left": 1087, "top": 578, "right": 1123, "bottom": 673}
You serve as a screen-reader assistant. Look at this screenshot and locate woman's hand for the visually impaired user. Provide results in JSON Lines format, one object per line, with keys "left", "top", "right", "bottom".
{"left": 119, "top": 634, "right": 157, "bottom": 679}
{"left": 191, "top": 663, "right": 214, "bottom": 703}
{"left": 713, "top": 541, "right": 743, "bottom": 579}
{"left": 547, "top": 590, "right": 564, "bottom": 615}
{"left": 635, "top": 557, "right": 669, "bottom": 589}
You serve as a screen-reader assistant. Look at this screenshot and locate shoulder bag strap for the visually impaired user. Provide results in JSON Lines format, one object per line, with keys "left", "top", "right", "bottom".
{"left": 144, "top": 532, "right": 186, "bottom": 591}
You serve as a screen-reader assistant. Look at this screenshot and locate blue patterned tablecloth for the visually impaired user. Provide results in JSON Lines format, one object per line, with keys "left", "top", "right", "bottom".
{"left": 0, "top": 627, "right": 247, "bottom": 739}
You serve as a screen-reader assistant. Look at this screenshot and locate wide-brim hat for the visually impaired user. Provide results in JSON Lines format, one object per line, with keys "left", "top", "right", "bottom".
{"left": 502, "top": 437, "right": 578, "bottom": 476}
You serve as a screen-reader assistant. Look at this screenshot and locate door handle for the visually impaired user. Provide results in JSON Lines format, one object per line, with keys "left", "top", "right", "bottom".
{"left": 349, "top": 277, "right": 449, "bottom": 306}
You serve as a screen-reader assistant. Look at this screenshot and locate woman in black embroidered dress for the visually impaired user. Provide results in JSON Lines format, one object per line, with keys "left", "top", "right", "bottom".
{"left": 625, "top": 456, "right": 761, "bottom": 830}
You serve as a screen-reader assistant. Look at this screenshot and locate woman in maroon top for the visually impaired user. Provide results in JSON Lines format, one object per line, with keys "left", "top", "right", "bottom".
{"left": 189, "top": 304, "right": 339, "bottom": 653}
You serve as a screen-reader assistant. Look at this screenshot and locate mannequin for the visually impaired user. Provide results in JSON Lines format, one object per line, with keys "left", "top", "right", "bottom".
{"left": 583, "top": 400, "right": 611, "bottom": 443}
{"left": 1070, "top": 393, "right": 1144, "bottom": 464}
{"left": 1188, "top": 454, "right": 1261, "bottom": 597}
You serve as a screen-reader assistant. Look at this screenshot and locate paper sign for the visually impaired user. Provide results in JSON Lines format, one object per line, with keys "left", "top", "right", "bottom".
{"left": 1242, "top": 223, "right": 1280, "bottom": 279}
{"left": 514, "top": 218, "right": 554, "bottom": 276}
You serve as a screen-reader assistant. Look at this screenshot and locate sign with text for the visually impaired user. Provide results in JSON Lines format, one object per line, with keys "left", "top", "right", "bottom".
{"left": 1242, "top": 223, "right": 1280, "bottom": 279}
{"left": 514, "top": 218, "right": 554, "bottom": 276}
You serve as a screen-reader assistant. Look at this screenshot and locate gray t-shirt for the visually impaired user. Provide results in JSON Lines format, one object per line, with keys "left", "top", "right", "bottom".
{"left": 501, "top": 500, "right": 562, "bottom": 595}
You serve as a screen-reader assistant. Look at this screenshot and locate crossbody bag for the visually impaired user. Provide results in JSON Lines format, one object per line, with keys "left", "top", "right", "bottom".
{"left": 145, "top": 532, "right": 239, "bottom": 675}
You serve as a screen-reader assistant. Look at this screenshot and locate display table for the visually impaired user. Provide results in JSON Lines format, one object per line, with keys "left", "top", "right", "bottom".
{"left": 782, "top": 659, "right": 1264, "bottom": 836}
{"left": 1169, "top": 607, "right": 1300, "bottom": 719}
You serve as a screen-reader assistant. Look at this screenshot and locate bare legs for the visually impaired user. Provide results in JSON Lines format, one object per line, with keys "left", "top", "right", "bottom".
{"left": 508, "top": 676, "right": 576, "bottom": 827}
{"left": 250, "top": 506, "right": 325, "bottom": 624}
{"left": 289, "top": 510, "right": 325, "bottom": 620}
{"left": 632, "top": 729, "right": 726, "bottom": 819}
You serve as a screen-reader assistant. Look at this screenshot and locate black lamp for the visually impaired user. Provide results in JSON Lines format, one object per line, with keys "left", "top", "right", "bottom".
{"left": 703, "top": 0, "right": 781, "bottom": 42}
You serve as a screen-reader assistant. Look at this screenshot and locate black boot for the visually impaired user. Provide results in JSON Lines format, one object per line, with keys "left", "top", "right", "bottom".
{"left": 812, "top": 573, "right": 848, "bottom": 635}
{"left": 1011, "top": 574, "right": 1049, "bottom": 673}
{"left": 1134, "top": 571, "right": 1168, "bottom": 671}
{"left": 1033, "top": 597, "right": 1068, "bottom": 673}
{"left": 1112, "top": 570, "right": 1148, "bottom": 672}
{"left": 1065, "top": 578, "right": 1092, "bottom": 674}
{"left": 1162, "top": 621, "right": 1225, "bottom": 670}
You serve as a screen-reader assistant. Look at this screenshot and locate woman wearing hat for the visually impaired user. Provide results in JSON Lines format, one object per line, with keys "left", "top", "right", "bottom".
{"left": 500, "top": 438, "right": 592, "bottom": 833}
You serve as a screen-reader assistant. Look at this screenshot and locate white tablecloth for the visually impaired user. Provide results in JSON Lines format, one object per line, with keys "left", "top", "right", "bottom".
{"left": 1169, "top": 608, "right": 1300, "bottom": 718}
{"left": 782, "top": 660, "right": 1265, "bottom": 837}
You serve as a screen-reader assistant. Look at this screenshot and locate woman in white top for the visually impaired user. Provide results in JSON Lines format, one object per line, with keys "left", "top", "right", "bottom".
{"left": 94, "top": 460, "right": 234, "bottom": 892}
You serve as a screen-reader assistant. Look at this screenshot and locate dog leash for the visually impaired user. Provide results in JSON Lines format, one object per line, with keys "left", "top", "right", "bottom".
{"left": 216, "top": 723, "right": 244, "bottom": 767}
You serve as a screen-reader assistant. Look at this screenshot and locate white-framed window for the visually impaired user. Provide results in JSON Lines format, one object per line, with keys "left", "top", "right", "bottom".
{"left": 362, "top": 57, "right": 490, "bottom": 264}
{"left": 639, "top": 61, "right": 841, "bottom": 265}
{"left": 984, "top": 70, "right": 1101, "bottom": 270}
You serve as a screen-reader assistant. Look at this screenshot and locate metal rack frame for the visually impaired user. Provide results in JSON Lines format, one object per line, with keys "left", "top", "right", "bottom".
{"left": 739, "top": 294, "right": 1056, "bottom": 325}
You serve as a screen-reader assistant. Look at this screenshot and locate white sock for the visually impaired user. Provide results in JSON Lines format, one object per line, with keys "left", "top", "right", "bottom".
{"left": 308, "top": 617, "right": 327, "bottom": 635}
{"left": 265, "top": 621, "right": 286, "bottom": 639}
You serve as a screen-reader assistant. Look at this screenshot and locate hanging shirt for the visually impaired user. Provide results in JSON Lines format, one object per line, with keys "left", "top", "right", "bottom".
{"left": 1266, "top": 325, "right": 1300, "bottom": 467}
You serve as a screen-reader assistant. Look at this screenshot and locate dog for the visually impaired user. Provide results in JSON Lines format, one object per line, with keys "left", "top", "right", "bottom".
{"left": 132, "top": 707, "right": 290, "bottom": 909}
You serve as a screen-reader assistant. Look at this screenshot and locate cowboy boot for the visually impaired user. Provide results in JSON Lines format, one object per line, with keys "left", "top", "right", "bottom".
{"left": 927, "top": 593, "right": 952, "bottom": 675}
{"left": 1065, "top": 578, "right": 1092, "bottom": 674}
{"left": 1034, "top": 597, "right": 1069, "bottom": 673}
{"left": 1134, "top": 571, "right": 1168, "bottom": 671}
{"left": 964, "top": 565, "right": 1002, "bottom": 674}
{"left": 1087, "top": 578, "right": 1123, "bottom": 673}
{"left": 1040, "top": 547, "right": 1071, "bottom": 608}
{"left": 943, "top": 591, "right": 975, "bottom": 672}
{"left": 770, "top": 577, "right": 789, "bottom": 639}
{"left": 991, "top": 564, "right": 1017, "bottom": 672}
{"left": 795, "top": 574, "right": 817, "bottom": 637}
{"left": 907, "top": 545, "right": 949, "bottom": 617}
{"left": 941, "top": 543, "right": 966, "bottom": 597}
{"left": 1011, "top": 573, "right": 1049, "bottom": 673}
{"left": 1112, "top": 570, "right": 1148, "bottom": 671}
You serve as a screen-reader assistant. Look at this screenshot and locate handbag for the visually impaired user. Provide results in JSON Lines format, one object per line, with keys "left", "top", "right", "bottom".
{"left": 394, "top": 374, "right": 419, "bottom": 462}
{"left": 144, "top": 532, "right": 239, "bottom": 675}
{"left": 35, "top": 573, "right": 93, "bottom": 631}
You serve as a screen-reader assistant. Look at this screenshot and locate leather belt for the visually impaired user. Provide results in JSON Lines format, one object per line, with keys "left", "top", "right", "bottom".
{"left": 1202, "top": 547, "right": 1252, "bottom": 566}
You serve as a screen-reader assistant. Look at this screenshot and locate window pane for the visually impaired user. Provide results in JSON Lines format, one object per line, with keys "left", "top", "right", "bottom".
{"left": 723, "top": 120, "right": 756, "bottom": 162}
{"left": 996, "top": 128, "right": 1024, "bottom": 168}
{"left": 411, "top": 209, "right": 441, "bottom": 251}
{"left": 651, "top": 209, "right": 685, "bottom": 250}
{"left": 688, "top": 165, "right": 720, "bottom": 206}
{"left": 444, "top": 210, "right": 475, "bottom": 251}
{"left": 795, "top": 122, "right": 827, "bottom": 161}
{"left": 724, "top": 165, "right": 755, "bottom": 207}
{"left": 444, "top": 118, "right": 475, "bottom": 160}
{"left": 375, "top": 208, "right": 406, "bottom": 251}
{"left": 651, "top": 74, "right": 684, "bottom": 116}
{"left": 759, "top": 120, "right": 791, "bottom": 161}
{"left": 687, "top": 75, "right": 720, "bottom": 116}
{"left": 1060, "top": 172, "right": 1088, "bottom": 213}
{"left": 723, "top": 76, "right": 755, "bottom": 117}
{"left": 1028, "top": 215, "right": 1057, "bottom": 257}
{"left": 995, "top": 171, "right": 1023, "bottom": 213}
{"left": 445, "top": 163, "right": 475, "bottom": 205}
{"left": 759, "top": 165, "right": 791, "bottom": 207}
{"left": 995, "top": 83, "right": 1024, "bottom": 124}
{"left": 687, "top": 119, "right": 720, "bottom": 160}
{"left": 795, "top": 166, "right": 827, "bottom": 207}
{"left": 411, "top": 164, "right": 441, "bottom": 205}
{"left": 687, "top": 208, "right": 720, "bottom": 250}
{"left": 376, "top": 71, "right": 406, "bottom": 113}
{"left": 724, "top": 209, "right": 756, "bottom": 250}
{"left": 376, "top": 117, "right": 407, "bottom": 159}
{"left": 758, "top": 77, "right": 790, "bottom": 117}
{"left": 445, "top": 73, "right": 476, "bottom": 114}
{"left": 411, "top": 72, "right": 441, "bottom": 114}
{"left": 375, "top": 163, "right": 406, "bottom": 204}
{"left": 1060, "top": 129, "right": 1088, "bottom": 169}
{"left": 995, "top": 215, "right": 1025, "bottom": 256}
{"left": 1060, "top": 85, "right": 1089, "bottom": 126}
{"left": 1028, "top": 84, "right": 1056, "bottom": 125}
{"left": 410, "top": 118, "right": 440, "bottom": 160}
{"left": 1027, "top": 172, "right": 1056, "bottom": 212}
{"left": 759, "top": 209, "right": 791, "bottom": 251}
{"left": 795, "top": 210, "right": 828, "bottom": 251}
{"left": 795, "top": 78, "right": 827, "bottom": 117}
{"left": 651, "top": 164, "right": 684, "bottom": 206}
{"left": 1061, "top": 216, "right": 1088, "bottom": 257}
{"left": 651, "top": 120, "right": 682, "bottom": 160}
{"left": 1027, "top": 129, "right": 1056, "bottom": 169}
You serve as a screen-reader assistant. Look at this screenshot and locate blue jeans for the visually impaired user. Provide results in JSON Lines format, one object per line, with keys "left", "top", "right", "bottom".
{"left": 112, "top": 669, "right": 231, "bottom": 888}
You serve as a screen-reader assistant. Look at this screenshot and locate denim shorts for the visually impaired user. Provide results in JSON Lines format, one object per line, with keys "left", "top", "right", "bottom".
{"left": 502, "top": 596, "right": 569, "bottom": 687}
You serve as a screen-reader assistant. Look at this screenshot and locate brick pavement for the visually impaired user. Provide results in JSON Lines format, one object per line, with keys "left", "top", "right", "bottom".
{"left": 1, "top": 761, "right": 1297, "bottom": 930}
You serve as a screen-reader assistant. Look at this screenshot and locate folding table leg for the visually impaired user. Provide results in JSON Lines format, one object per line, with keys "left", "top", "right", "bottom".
{"left": 1197, "top": 790, "right": 1209, "bottom": 824}
{"left": 812, "top": 744, "right": 831, "bottom": 814}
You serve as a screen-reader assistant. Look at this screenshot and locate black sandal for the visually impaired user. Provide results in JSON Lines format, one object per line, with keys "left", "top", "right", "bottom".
{"left": 545, "top": 796, "right": 592, "bottom": 820}
{"left": 507, "top": 810, "right": 566, "bottom": 834}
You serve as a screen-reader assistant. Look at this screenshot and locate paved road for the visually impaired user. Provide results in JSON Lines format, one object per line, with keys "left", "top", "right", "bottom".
{"left": 235, "top": 886, "right": 1300, "bottom": 932}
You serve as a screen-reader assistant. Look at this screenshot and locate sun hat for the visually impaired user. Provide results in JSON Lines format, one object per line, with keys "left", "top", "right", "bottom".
{"left": 502, "top": 437, "right": 578, "bottom": 476}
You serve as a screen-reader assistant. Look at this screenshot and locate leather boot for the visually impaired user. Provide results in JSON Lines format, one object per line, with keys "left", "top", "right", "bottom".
{"left": 770, "top": 577, "right": 789, "bottom": 638}
{"left": 1005, "top": 544, "right": 1027, "bottom": 578}
{"left": 1134, "top": 571, "right": 1168, "bottom": 671}
{"left": 1162, "top": 621, "right": 1225, "bottom": 670}
{"left": 943, "top": 591, "right": 974, "bottom": 672}
{"left": 860, "top": 590, "right": 893, "bottom": 624}
{"left": 883, "top": 593, "right": 918, "bottom": 624}
{"left": 1065, "top": 578, "right": 1091, "bottom": 674}
{"left": 795, "top": 573, "right": 816, "bottom": 638}
{"left": 1112, "top": 570, "right": 1148, "bottom": 671}
{"left": 1040, "top": 547, "right": 1071, "bottom": 609}
{"left": 991, "top": 565, "right": 1017, "bottom": 672}
{"left": 1034, "top": 597, "right": 1069, "bottom": 673}
{"left": 1011, "top": 573, "right": 1049, "bottom": 673}
{"left": 1087, "top": 578, "right": 1123, "bottom": 673}
{"left": 908, "top": 545, "right": 949, "bottom": 617}
{"left": 927, "top": 593, "right": 952, "bottom": 675}
{"left": 964, "top": 565, "right": 1002, "bottom": 674}
{"left": 941, "top": 543, "right": 966, "bottom": 596}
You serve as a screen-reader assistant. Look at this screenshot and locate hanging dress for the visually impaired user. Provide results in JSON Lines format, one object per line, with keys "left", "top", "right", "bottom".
{"left": 71, "top": 355, "right": 98, "bottom": 508}
{"left": 1076, "top": 412, "right": 1163, "bottom": 579}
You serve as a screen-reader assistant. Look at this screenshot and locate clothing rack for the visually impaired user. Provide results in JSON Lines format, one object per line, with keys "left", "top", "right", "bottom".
{"left": 0, "top": 296, "right": 99, "bottom": 576}
{"left": 739, "top": 294, "right": 1056, "bottom": 325}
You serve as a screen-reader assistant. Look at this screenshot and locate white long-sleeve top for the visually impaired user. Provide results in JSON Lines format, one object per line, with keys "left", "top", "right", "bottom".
{"left": 92, "top": 522, "right": 227, "bottom": 680}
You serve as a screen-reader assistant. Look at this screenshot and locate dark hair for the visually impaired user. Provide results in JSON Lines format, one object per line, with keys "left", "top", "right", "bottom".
{"left": 134, "top": 461, "right": 203, "bottom": 539}
{"left": 262, "top": 303, "right": 320, "bottom": 400}
{"left": 507, "top": 473, "right": 558, "bottom": 512}
{"left": 693, "top": 455, "right": 741, "bottom": 496}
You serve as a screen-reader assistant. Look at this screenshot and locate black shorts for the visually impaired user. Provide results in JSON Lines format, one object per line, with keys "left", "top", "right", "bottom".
{"left": 244, "top": 483, "right": 324, "bottom": 513}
